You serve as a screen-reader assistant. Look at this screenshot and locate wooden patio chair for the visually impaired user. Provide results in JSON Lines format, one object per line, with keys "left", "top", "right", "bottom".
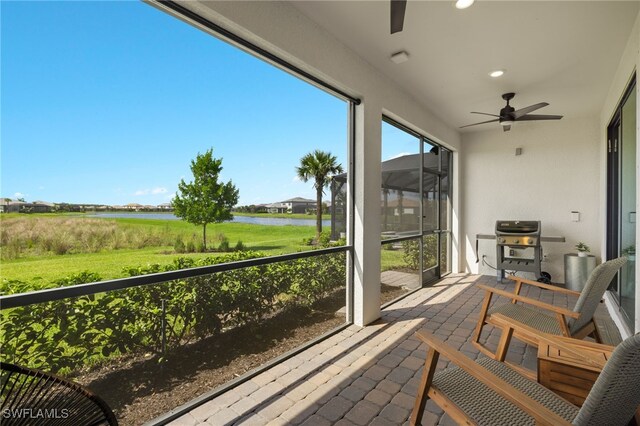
{"left": 0, "top": 362, "right": 118, "bottom": 426}
{"left": 472, "top": 256, "right": 627, "bottom": 360}
{"left": 410, "top": 330, "right": 640, "bottom": 426}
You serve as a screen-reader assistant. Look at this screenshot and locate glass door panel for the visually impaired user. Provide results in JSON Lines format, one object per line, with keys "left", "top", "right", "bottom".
{"left": 607, "top": 76, "right": 636, "bottom": 331}
{"left": 619, "top": 85, "right": 636, "bottom": 326}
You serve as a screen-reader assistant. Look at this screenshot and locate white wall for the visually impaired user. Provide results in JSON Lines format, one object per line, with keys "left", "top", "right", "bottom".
{"left": 600, "top": 11, "right": 640, "bottom": 335}
{"left": 461, "top": 117, "right": 600, "bottom": 283}
{"left": 153, "top": 0, "right": 462, "bottom": 326}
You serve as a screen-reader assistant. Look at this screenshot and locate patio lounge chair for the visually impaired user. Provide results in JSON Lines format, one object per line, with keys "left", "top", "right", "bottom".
{"left": 0, "top": 362, "right": 118, "bottom": 425}
{"left": 472, "top": 256, "right": 627, "bottom": 360}
{"left": 410, "top": 330, "right": 640, "bottom": 426}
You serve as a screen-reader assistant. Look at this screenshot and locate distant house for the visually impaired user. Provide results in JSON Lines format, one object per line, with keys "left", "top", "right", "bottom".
{"left": 0, "top": 200, "right": 54, "bottom": 213}
{"left": 158, "top": 203, "right": 173, "bottom": 211}
{"left": 265, "top": 202, "right": 288, "bottom": 214}
{"left": 282, "top": 197, "right": 315, "bottom": 214}
{"left": 31, "top": 201, "right": 55, "bottom": 213}
{"left": 0, "top": 199, "right": 21, "bottom": 213}
{"left": 125, "top": 203, "right": 143, "bottom": 211}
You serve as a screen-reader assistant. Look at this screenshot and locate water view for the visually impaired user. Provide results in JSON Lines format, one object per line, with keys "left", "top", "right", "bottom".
{"left": 86, "top": 212, "right": 331, "bottom": 227}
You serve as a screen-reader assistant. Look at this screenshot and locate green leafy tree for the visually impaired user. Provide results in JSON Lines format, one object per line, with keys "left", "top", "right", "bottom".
{"left": 296, "top": 150, "right": 343, "bottom": 242}
{"left": 172, "top": 149, "right": 239, "bottom": 250}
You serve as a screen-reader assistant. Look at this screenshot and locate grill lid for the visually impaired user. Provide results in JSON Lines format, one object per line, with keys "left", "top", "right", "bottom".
{"left": 495, "top": 220, "right": 540, "bottom": 234}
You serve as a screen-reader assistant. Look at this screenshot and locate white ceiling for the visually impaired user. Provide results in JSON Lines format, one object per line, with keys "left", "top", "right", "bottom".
{"left": 291, "top": 1, "right": 639, "bottom": 132}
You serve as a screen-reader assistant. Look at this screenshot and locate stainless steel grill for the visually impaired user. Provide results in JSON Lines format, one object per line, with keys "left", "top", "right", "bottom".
{"left": 495, "top": 220, "right": 545, "bottom": 281}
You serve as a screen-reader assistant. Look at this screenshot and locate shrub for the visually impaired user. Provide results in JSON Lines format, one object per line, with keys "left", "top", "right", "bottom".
{"left": 174, "top": 237, "right": 185, "bottom": 253}
{"left": 318, "top": 231, "right": 331, "bottom": 246}
{"left": 0, "top": 250, "right": 346, "bottom": 374}
{"left": 186, "top": 240, "right": 196, "bottom": 253}
{"left": 218, "top": 239, "right": 230, "bottom": 252}
{"left": 234, "top": 240, "right": 245, "bottom": 252}
{"left": 402, "top": 240, "right": 420, "bottom": 270}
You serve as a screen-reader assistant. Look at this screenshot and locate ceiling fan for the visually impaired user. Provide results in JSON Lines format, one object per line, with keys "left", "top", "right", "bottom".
{"left": 391, "top": 0, "right": 475, "bottom": 34}
{"left": 460, "top": 93, "right": 563, "bottom": 132}
{"left": 390, "top": 0, "right": 407, "bottom": 34}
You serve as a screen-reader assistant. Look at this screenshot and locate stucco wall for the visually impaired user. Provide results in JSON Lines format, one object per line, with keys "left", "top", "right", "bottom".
{"left": 461, "top": 117, "right": 600, "bottom": 283}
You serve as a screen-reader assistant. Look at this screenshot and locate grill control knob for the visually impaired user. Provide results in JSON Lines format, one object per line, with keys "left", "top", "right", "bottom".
{"left": 527, "top": 238, "right": 533, "bottom": 245}
{"left": 499, "top": 238, "right": 505, "bottom": 243}
{"left": 514, "top": 239, "right": 519, "bottom": 244}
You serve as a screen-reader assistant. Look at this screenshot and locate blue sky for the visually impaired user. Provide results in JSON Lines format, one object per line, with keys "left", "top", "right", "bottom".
{"left": 1, "top": 1, "right": 351, "bottom": 206}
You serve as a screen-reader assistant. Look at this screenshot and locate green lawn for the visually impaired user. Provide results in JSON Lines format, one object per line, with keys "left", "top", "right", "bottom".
{"left": 381, "top": 247, "right": 407, "bottom": 271}
{"left": 233, "top": 212, "right": 331, "bottom": 220}
{"left": 1, "top": 213, "right": 411, "bottom": 289}
{"left": 1, "top": 215, "right": 315, "bottom": 285}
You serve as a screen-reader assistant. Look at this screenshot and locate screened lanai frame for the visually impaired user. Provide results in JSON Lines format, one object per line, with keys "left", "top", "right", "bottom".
{"left": 380, "top": 116, "right": 453, "bottom": 291}
{"left": 0, "top": 1, "right": 360, "bottom": 424}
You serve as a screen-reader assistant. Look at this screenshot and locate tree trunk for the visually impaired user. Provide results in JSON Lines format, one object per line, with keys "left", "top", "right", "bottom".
{"left": 203, "top": 223, "right": 207, "bottom": 251}
{"left": 316, "top": 186, "right": 323, "bottom": 242}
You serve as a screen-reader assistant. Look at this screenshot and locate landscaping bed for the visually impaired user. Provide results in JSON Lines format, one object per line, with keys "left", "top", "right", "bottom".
{"left": 76, "top": 284, "right": 405, "bottom": 425}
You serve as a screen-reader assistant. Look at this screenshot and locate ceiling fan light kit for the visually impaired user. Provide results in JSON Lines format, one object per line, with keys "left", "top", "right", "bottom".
{"left": 460, "top": 92, "right": 563, "bottom": 132}
{"left": 455, "top": 0, "right": 475, "bottom": 10}
{"left": 489, "top": 70, "right": 505, "bottom": 78}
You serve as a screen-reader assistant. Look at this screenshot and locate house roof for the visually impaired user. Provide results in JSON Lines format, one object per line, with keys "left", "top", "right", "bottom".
{"left": 282, "top": 197, "right": 315, "bottom": 203}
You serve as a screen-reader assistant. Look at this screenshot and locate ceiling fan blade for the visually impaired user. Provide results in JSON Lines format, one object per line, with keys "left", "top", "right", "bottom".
{"left": 503, "top": 125, "right": 511, "bottom": 132}
{"left": 390, "top": 0, "right": 407, "bottom": 34}
{"left": 459, "top": 118, "right": 500, "bottom": 128}
{"left": 471, "top": 111, "right": 502, "bottom": 118}
{"left": 515, "top": 114, "right": 563, "bottom": 121}
{"left": 513, "top": 102, "right": 549, "bottom": 119}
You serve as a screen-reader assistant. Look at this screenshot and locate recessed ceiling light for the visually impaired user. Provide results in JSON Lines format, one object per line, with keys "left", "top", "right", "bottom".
{"left": 455, "top": 0, "right": 475, "bottom": 10}
{"left": 390, "top": 51, "right": 410, "bottom": 64}
{"left": 489, "top": 70, "right": 505, "bottom": 78}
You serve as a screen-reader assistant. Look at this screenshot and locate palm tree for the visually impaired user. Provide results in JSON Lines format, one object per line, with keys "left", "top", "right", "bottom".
{"left": 296, "top": 150, "right": 344, "bottom": 242}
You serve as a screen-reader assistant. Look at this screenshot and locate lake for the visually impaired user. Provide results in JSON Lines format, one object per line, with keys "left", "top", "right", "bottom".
{"left": 87, "top": 212, "right": 330, "bottom": 227}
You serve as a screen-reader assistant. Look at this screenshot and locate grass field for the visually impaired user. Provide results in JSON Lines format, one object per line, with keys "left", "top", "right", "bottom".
{"left": 0, "top": 214, "right": 316, "bottom": 285}
{"left": 0, "top": 213, "right": 409, "bottom": 289}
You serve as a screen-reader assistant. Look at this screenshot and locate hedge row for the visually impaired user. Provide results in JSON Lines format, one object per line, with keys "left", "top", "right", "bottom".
{"left": 0, "top": 250, "right": 346, "bottom": 374}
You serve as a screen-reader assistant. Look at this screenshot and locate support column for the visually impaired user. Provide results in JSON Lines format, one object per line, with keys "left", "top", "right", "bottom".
{"left": 353, "top": 99, "right": 382, "bottom": 326}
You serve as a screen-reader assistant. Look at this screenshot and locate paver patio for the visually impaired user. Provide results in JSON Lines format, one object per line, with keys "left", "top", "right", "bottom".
{"left": 166, "top": 273, "right": 617, "bottom": 426}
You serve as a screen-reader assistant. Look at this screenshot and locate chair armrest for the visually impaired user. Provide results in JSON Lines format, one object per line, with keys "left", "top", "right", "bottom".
{"left": 506, "top": 275, "right": 581, "bottom": 296}
{"left": 415, "top": 330, "right": 573, "bottom": 426}
{"left": 490, "top": 314, "right": 612, "bottom": 369}
{"left": 478, "top": 284, "right": 580, "bottom": 319}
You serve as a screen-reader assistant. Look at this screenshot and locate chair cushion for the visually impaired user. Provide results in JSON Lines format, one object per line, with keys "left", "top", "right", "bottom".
{"left": 432, "top": 357, "right": 579, "bottom": 426}
{"left": 488, "top": 303, "right": 563, "bottom": 335}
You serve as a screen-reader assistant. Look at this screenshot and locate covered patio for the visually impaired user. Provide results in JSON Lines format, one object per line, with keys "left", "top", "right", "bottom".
{"left": 163, "top": 274, "right": 619, "bottom": 426}
{"left": 2, "top": 1, "right": 639, "bottom": 425}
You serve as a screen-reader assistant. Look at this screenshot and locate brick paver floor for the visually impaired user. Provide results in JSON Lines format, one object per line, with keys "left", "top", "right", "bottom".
{"left": 167, "top": 273, "right": 606, "bottom": 426}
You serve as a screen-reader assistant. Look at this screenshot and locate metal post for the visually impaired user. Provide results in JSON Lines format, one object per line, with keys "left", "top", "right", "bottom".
{"left": 161, "top": 299, "right": 167, "bottom": 357}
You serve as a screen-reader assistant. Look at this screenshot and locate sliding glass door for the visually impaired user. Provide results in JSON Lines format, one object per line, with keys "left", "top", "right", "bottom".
{"left": 607, "top": 75, "right": 636, "bottom": 330}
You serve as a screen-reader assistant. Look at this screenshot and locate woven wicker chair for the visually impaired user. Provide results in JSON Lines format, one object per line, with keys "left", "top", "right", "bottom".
{"left": 472, "top": 257, "right": 627, "bottom": 360}
{"left": 0, "top": 362, "right": 118, "bottom": 426}
{"left": 411, "top": 330, "right": 640, "bottom": 426}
